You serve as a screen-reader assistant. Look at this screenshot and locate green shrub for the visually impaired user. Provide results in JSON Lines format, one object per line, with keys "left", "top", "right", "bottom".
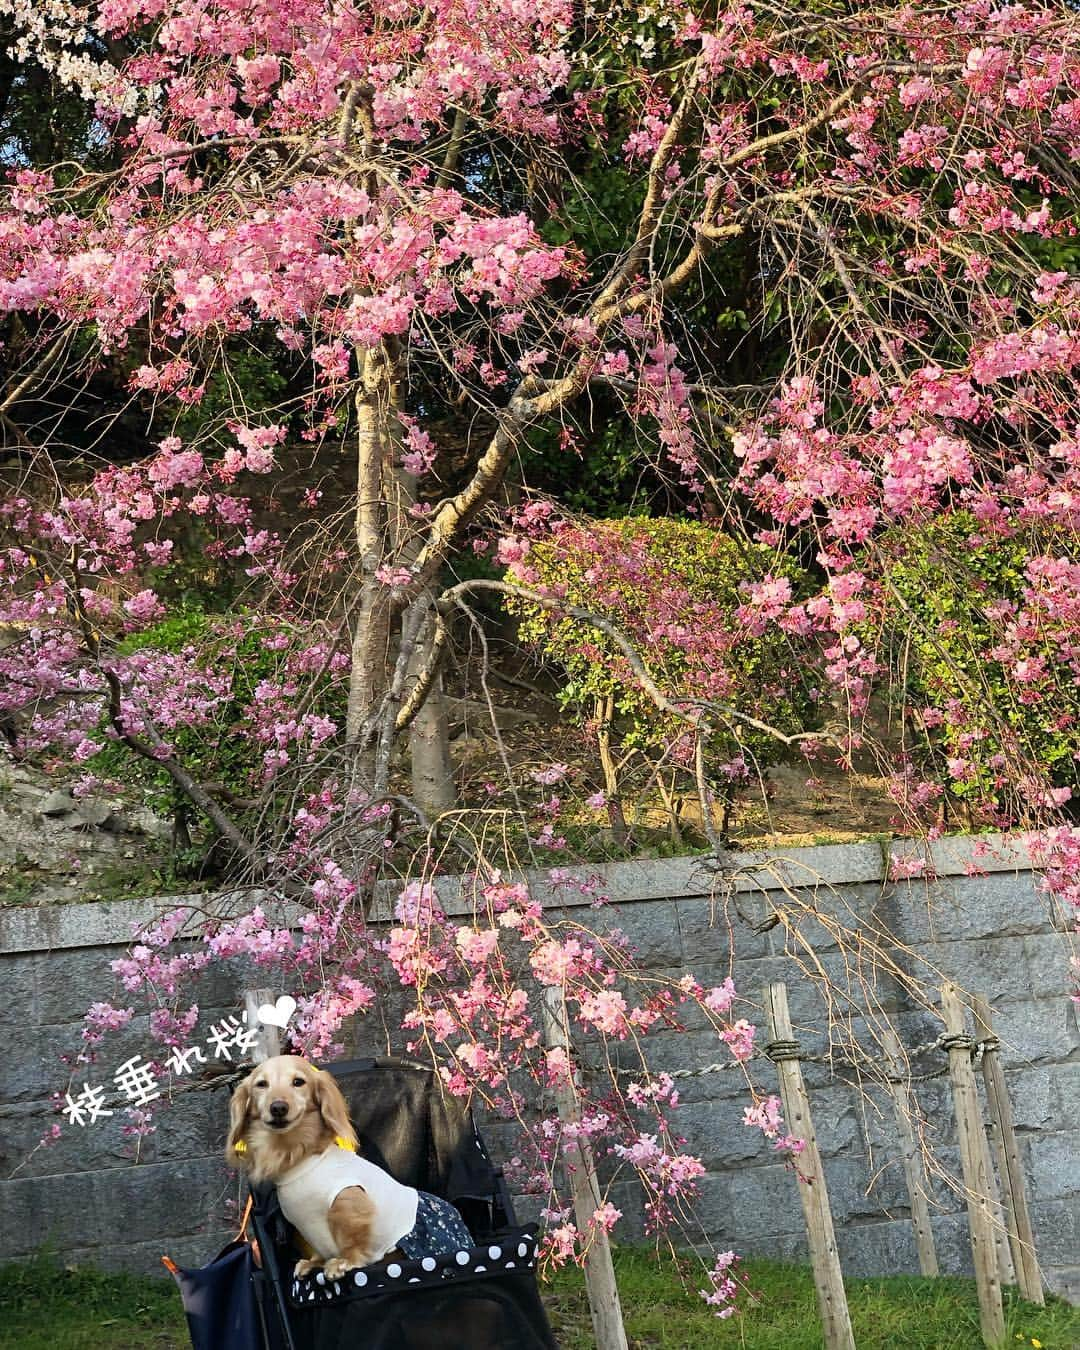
{"left": 91, "top": 606, "right": 346, "bottom": 852}
{"left": 877, "top": 512, "right": 1079, "bottom": 812}
{"left": 510, "top": 517, "right": 819, "bottom": 793}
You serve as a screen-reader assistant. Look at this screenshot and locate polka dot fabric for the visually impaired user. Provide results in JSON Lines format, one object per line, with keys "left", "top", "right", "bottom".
{"left": 287, "top": 1226, "right": 540, "bottom": 1307}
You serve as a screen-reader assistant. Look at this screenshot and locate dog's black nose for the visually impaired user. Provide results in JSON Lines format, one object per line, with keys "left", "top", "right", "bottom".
{"left": 269, "top": 1099, "right": 289, "bottom": 1119}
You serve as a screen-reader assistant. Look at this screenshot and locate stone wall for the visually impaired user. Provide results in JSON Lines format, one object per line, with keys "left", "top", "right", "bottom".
{"left": 0, "top": 764, "right": 168, "bottom": 906}
{"left": 1, "top": 834, "right": 1077, "bottom": 1300}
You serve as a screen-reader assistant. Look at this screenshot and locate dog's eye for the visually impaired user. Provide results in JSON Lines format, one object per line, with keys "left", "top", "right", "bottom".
{"left": 255, "top": 1080, "right": 268, "bottom": 1088}
{"left": 292, "top": 1076, "right": 306, "bottom": 1087}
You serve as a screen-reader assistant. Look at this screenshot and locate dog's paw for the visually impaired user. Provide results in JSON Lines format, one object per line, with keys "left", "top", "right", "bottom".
{"left": 293, "top": 1258, "right": 324, "bottom": 1279}
{"left": 322, "top": 1257, "right": 352, "bottom": 1280}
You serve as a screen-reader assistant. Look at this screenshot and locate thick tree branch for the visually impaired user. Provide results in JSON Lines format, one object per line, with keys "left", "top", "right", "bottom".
{"left": 1, "top": 329, "right": 70, "bottom": 412}
{"left": 436, "top": 108, "right": 469, "bottom": 188}
{"left": 394, "top": 605, "right": 450, "bottom": 732}
{"left": 132, "top": 711, "right": 266, "bottom": 869}
{"left": 592, "top": 54, "right": 706, "bottom": 317}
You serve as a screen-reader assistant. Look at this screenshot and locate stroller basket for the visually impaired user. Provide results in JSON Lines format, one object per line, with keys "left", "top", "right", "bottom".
{"left": 288, "top": 1229, "right": 541, "bottom": 1306}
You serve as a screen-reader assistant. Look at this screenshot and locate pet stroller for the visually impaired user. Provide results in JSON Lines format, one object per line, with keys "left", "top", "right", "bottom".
{"left": 184, "top": 1056, "right": 559, "bottom": 1350}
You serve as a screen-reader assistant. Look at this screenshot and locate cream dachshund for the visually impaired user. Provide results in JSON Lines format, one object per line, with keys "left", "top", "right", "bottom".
{"left": 227, "top": 1055, "right": 473, "bottom": 1281}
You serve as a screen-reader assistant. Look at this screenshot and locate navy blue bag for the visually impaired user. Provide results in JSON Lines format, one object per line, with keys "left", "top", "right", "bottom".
{"left": 165, "top": 1234, "right": 270, "bottom": 1350}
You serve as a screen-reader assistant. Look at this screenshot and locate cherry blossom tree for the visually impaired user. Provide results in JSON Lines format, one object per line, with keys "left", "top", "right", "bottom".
{"left": 2, "top": 0, "right": 1080, "bottom": 1296}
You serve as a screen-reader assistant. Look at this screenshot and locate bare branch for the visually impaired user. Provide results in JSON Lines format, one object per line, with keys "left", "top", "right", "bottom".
{"left": 1, "top": 330, "right": 71, "bottom": 413}
{"left": 439, "top": 578, "right": 827, "bottom": 749}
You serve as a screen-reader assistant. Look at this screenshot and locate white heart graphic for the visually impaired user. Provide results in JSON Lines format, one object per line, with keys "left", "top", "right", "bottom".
{"left": 256, "top": 995, "right": 297, "bottom": 1030}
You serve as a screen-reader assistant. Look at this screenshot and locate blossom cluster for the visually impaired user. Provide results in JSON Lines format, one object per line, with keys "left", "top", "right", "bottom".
{"left": 3, "top": 0, "right": 1080, "bottom": 1309}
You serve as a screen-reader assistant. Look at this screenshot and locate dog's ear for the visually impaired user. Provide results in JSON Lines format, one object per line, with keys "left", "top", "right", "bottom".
{"left": 226, "top": 1077, "right": 253, "bottom": 1168}
{"left": 313, "top": 1069, "right": 356, "bottom": 1149}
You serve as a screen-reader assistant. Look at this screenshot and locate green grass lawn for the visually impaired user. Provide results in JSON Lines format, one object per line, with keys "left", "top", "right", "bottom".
{"left": 0, "top": 1255, "right": 187, "bottom": 1350}
{"left": 2, "top": 1249, "right": 1077, "bottom": 1349}
{"left": 548, "top": 1249, "right": 1080, "bottom": 1349}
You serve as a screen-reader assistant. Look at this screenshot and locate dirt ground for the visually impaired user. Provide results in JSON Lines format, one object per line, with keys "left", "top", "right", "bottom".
{"left": 442, "top": 642, "right": 902, "bottom": 856}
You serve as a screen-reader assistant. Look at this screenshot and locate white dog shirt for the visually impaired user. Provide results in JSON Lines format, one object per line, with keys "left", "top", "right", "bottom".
{"left": 276, "top": 1145, "right": 419, "bottom": 1262}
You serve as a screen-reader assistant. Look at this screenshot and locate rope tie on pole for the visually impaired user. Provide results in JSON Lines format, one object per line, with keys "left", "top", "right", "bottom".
{"left": 938, "top": 1032, "right": 976, "bottom": 1055}
{"left": 763, "top": 1038, "right": 801, "bottom": 1063}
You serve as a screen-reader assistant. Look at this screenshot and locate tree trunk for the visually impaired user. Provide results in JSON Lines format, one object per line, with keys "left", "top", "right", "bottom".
{"left": 346, "top": 349, "right": 394, "bottom": 756}
{"left": 408, "top": 644, "right": 456, "bottom": 819}
{"left": 597, "top": 694, "right": 629, "bottom": 845}
{"left": 401, "top": 546, "right": 455, "bottom": 820}
{"left": 345, "top": 343, "right": 456, "bottom": 814}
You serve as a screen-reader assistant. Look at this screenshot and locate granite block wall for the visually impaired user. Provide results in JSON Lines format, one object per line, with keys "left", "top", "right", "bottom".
{"left": 1, "top": 834, "right": 1076, "bottom": 1300}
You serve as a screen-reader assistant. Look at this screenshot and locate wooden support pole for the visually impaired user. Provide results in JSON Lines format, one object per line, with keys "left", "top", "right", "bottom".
{"left": 971, "top": 994, "right": 1044, "bottom": 1306}
{"left": 941, "top": 983, "right": 1005, "bottom": 1348}
{"left": 981, "top": 1109, "right": 1018, "bottom": 1292}
{"left": 962, "top": 1055, "right": 1016, "bottom": 1293}
{"left": 764, "top": 983, "right": 855, "bottom": 1350}
{"left": 950, "top": 1002, "right": 1014, "bottom": 1292}
{"left": 243, "top": 988, "right": 282, "bottom": 1064}
{"left": 881, "top": 1023, "right": 939, "bottom": 1277}
{"left": 542, "top": 987, "right": 629, "bottom": 1350}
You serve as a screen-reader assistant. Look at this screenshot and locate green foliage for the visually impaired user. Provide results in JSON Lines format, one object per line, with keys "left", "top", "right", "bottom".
{"left": 878, "top": 513, "right": 1079, "bottom": 805}
{"left": 147, "top": 533, "right": 247, "bottom": 613}
{"left": 540, "top": 162, "right": 642, "bottom": 262}
{"left": 164, "top": 342, "right": 290, "bottom": 444}
{"left": 90, "top": 608, "right": 268, "bottom": 821}
{"left": 0, "top": 854, "right": 41, "bottom": 906}
{"left": 523, "top": 418, "right": 666, "bottom": 517}
{"left": 513, "top": 517, "right": 818, "bottom": 781}
{"left": 91, "top": 607, "right": 344, "bottom": 840}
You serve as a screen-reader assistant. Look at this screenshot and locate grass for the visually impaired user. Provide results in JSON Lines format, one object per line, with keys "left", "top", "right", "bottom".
{"left": 1, "top": 1249, "right": 1077, "bottom": 1350}
{"left": 0, "top": 1254, "right": 188, "bottom": 1349}
{"left": 546, "top": 1249, "right": 1080, "bottom": 1349}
